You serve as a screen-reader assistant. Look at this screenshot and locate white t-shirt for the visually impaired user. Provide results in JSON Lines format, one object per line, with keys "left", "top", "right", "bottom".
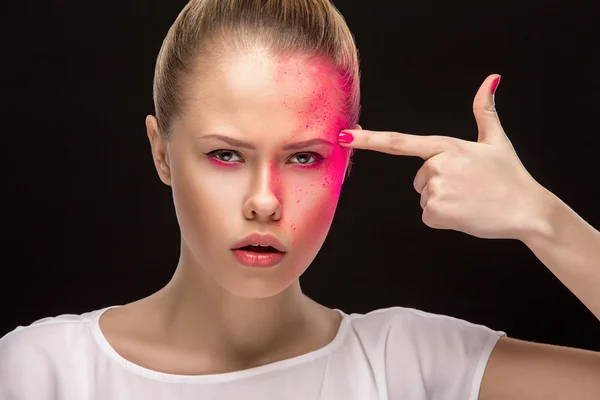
{"left": 0, "top": 306, "right": 505, "bottom": 400}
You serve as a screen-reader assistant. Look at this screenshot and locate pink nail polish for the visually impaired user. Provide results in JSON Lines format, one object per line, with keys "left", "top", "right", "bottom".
{"left": 490, "top": 75, "right": 501, "bottom": 95}
{"left": 338, "top": 132, "right": 354, "bottom": 144}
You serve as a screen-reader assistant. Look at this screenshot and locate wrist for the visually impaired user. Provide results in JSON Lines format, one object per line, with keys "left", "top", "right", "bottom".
{"left": 517, "top": 184, "right": 560, "bottom": 246}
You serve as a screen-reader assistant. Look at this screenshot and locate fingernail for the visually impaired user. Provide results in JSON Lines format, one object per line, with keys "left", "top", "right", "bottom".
{"left": 490, "top": 75, "right": 501, "bottom": 95}
{"left": 338, "top": 132, "right": 354, "bottom": 144}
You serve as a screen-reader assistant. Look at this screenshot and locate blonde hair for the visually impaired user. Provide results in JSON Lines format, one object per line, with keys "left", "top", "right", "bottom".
{"left": 152, "top": 0, "right": 361, "bottom": 138}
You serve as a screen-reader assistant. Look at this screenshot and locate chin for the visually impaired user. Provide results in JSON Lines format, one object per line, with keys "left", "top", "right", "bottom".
{"left": 218, "top": 258, "right": 310, "bottom": 300}
{"left": 223, "top": 277, "right": 299, "bottom": 300}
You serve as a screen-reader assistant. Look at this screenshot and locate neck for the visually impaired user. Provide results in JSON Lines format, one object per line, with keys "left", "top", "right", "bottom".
{"left": 148, "top": 244, "right": 337, "bottom": 367}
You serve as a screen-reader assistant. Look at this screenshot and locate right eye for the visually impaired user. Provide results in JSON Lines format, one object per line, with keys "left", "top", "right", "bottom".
{"left": 204, "top": 150, "right": 243, "bottom": 163}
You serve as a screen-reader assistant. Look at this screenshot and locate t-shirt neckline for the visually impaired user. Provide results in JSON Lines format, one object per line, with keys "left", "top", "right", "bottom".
{"left": 89, "top": 305, "right": 350, "bottom": 384}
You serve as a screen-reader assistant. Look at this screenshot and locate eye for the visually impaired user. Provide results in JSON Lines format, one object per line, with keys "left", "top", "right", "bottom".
{"left": 288, "top": 152, "right": 323, "bottom": 165}
{"left": 204, "top": 149, "right": 243, "bottom": 163}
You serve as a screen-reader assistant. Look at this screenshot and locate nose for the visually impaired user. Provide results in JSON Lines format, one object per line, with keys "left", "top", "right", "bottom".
{"left": 242, "top": 164, "right": 282, "bottom": 222}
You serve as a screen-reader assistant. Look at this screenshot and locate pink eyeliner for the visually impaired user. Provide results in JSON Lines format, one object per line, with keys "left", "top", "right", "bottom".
{"left": 207, "top": 157, "right": 240, "bottom": 168}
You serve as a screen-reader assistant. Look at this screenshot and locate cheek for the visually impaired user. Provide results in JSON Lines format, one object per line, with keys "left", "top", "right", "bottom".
{"left": 321, "top": 150, "right": 347, "bottom": 196}
{"left": 285, "top": 151, "right": 347, "bottom": 247}
{"left": 171, "top": 159, "right": 243, "bottom": 239}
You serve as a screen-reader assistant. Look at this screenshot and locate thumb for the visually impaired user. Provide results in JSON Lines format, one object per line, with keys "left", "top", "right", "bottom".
{"left": 473, "top": 74, "right": 509, "bottom": 146}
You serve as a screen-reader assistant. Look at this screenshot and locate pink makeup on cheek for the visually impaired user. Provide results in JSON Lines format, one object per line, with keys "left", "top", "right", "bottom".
{"left": 288, "top": 193, "right": 337, "bottom": 250}
{"left": 276, "top": 58, "right": 352, "bottom": 250}
{"left": 288, "top": 186, "right": 313, "bottom": 248}
{"left": 287, "top": 155, "right": 343, "bottom": 247}
{"left": 322, "top": 159, "right": 344, "bottom": 196}
{"left": 294, "top": 146, "right": 346, "bottom": 246}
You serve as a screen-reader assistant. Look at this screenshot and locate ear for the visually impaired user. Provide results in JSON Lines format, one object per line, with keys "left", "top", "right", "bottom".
{"left": 342, "top": 124, "right": 361, "bottom": 182}
{"left": 146, "top": 115, "right": 172, "bottom": 186}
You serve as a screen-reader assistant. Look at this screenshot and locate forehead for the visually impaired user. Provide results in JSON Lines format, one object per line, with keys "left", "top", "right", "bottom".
{"left": 184, "top": 50, "right": 346, "bottom": 138}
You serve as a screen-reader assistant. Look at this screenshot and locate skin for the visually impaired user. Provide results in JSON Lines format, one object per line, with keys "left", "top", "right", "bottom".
{"left": 100, "top": 58, "right": 600, "bottom": 394}
{"left": 99, "top": 50, "right": 360, "bottom": 375}
{"left": 341, "top": 75, "right": 600, "bottom": 399}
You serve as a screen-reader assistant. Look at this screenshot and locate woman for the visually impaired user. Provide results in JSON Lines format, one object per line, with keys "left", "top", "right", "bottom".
{"left": 1, "top": 0, "right": 599, "bottom": 399}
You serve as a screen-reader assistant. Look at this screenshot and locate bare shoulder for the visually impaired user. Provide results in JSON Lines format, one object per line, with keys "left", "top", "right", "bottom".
{"left": 480, "top": 336, "right": 600, "bottom": 400}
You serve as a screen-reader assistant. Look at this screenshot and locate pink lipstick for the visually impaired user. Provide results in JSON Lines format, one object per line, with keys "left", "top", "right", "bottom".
{"left": 231, "top": 233, "right": 287, "bottom": 268}
{"left": 232, "top": 248, "right": 285, "bottom": 268}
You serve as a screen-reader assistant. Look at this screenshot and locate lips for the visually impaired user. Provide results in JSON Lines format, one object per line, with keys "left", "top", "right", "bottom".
{"left": 231, "top": 233, "right": 287, "bottom": 253}
{"left": 238, "top": 244, "right": 279, "bottom": 253}
{"left": 231, "top": 233, "right": 287, "bottom": 268}
{"left": 231, "top": 249, "right": 285, "bottom": 268}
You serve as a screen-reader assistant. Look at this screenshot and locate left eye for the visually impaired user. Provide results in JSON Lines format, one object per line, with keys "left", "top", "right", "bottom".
{"left": 288, "top": 152, "right": 323, "bottom": 165}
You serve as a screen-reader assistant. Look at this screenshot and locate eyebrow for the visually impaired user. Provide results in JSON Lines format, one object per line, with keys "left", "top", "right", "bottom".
{"left": 197, "top": 134, "right": 334, "bottom": 150}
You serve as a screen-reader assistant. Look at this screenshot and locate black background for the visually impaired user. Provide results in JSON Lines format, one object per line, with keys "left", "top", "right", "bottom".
{"left": 2, "top": 1, "right": 599, "bottom": 351}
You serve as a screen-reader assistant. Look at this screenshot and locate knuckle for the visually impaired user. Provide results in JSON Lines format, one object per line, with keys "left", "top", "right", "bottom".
{"left": 426, "top": 158, "right": 442, "bottom": 175}
{"left": 388, "top": 132, "right": 406, "bottom": 152}
{"left": 422, "top": 208, "right": 437, "bottom": 227}
{"left": 474, "top": 102, "right": 497, "bottom": 115}
{"left": 425, "top": 201, "right": 442, "bottom": 219}
{"left": 429, "top": 136, "right": 458, "bottom": 157}
{"left": 427, "top": 177, "right": 442, "bottom": 195}
{"left": 413, "top": 178, "right": 421, "bottom": 193}
{"left": 413, "top": 170, "right": 425, "bottom": 193}
{"left": 421, "top": 210, "right": 431, "bottom": 226}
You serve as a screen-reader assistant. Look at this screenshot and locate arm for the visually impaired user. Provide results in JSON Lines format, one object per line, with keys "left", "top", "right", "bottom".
{"left": 479, "top": 337, "right": 600, "bottom": 400}
{"left": 339, "top": 75, "right": 600, "bottom": 399}
{"left": 520, "top": 189, "right": 600, "bottom": 320}
{"left": 478, "top": 189, "right": 600, "bottom": 400}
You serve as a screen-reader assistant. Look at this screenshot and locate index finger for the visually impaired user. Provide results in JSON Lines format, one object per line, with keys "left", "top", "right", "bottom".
{"left": 339, "top": 129, "right": 453, "bottom": 160}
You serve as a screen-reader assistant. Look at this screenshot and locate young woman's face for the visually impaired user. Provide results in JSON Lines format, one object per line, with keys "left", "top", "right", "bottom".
{"left": 164, "top": 51, "right": 353, "bottom": 298}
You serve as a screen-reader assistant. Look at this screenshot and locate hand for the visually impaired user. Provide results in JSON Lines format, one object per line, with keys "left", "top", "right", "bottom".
{"left": 339, "top": 75, "right": 553, "bottom": 241}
